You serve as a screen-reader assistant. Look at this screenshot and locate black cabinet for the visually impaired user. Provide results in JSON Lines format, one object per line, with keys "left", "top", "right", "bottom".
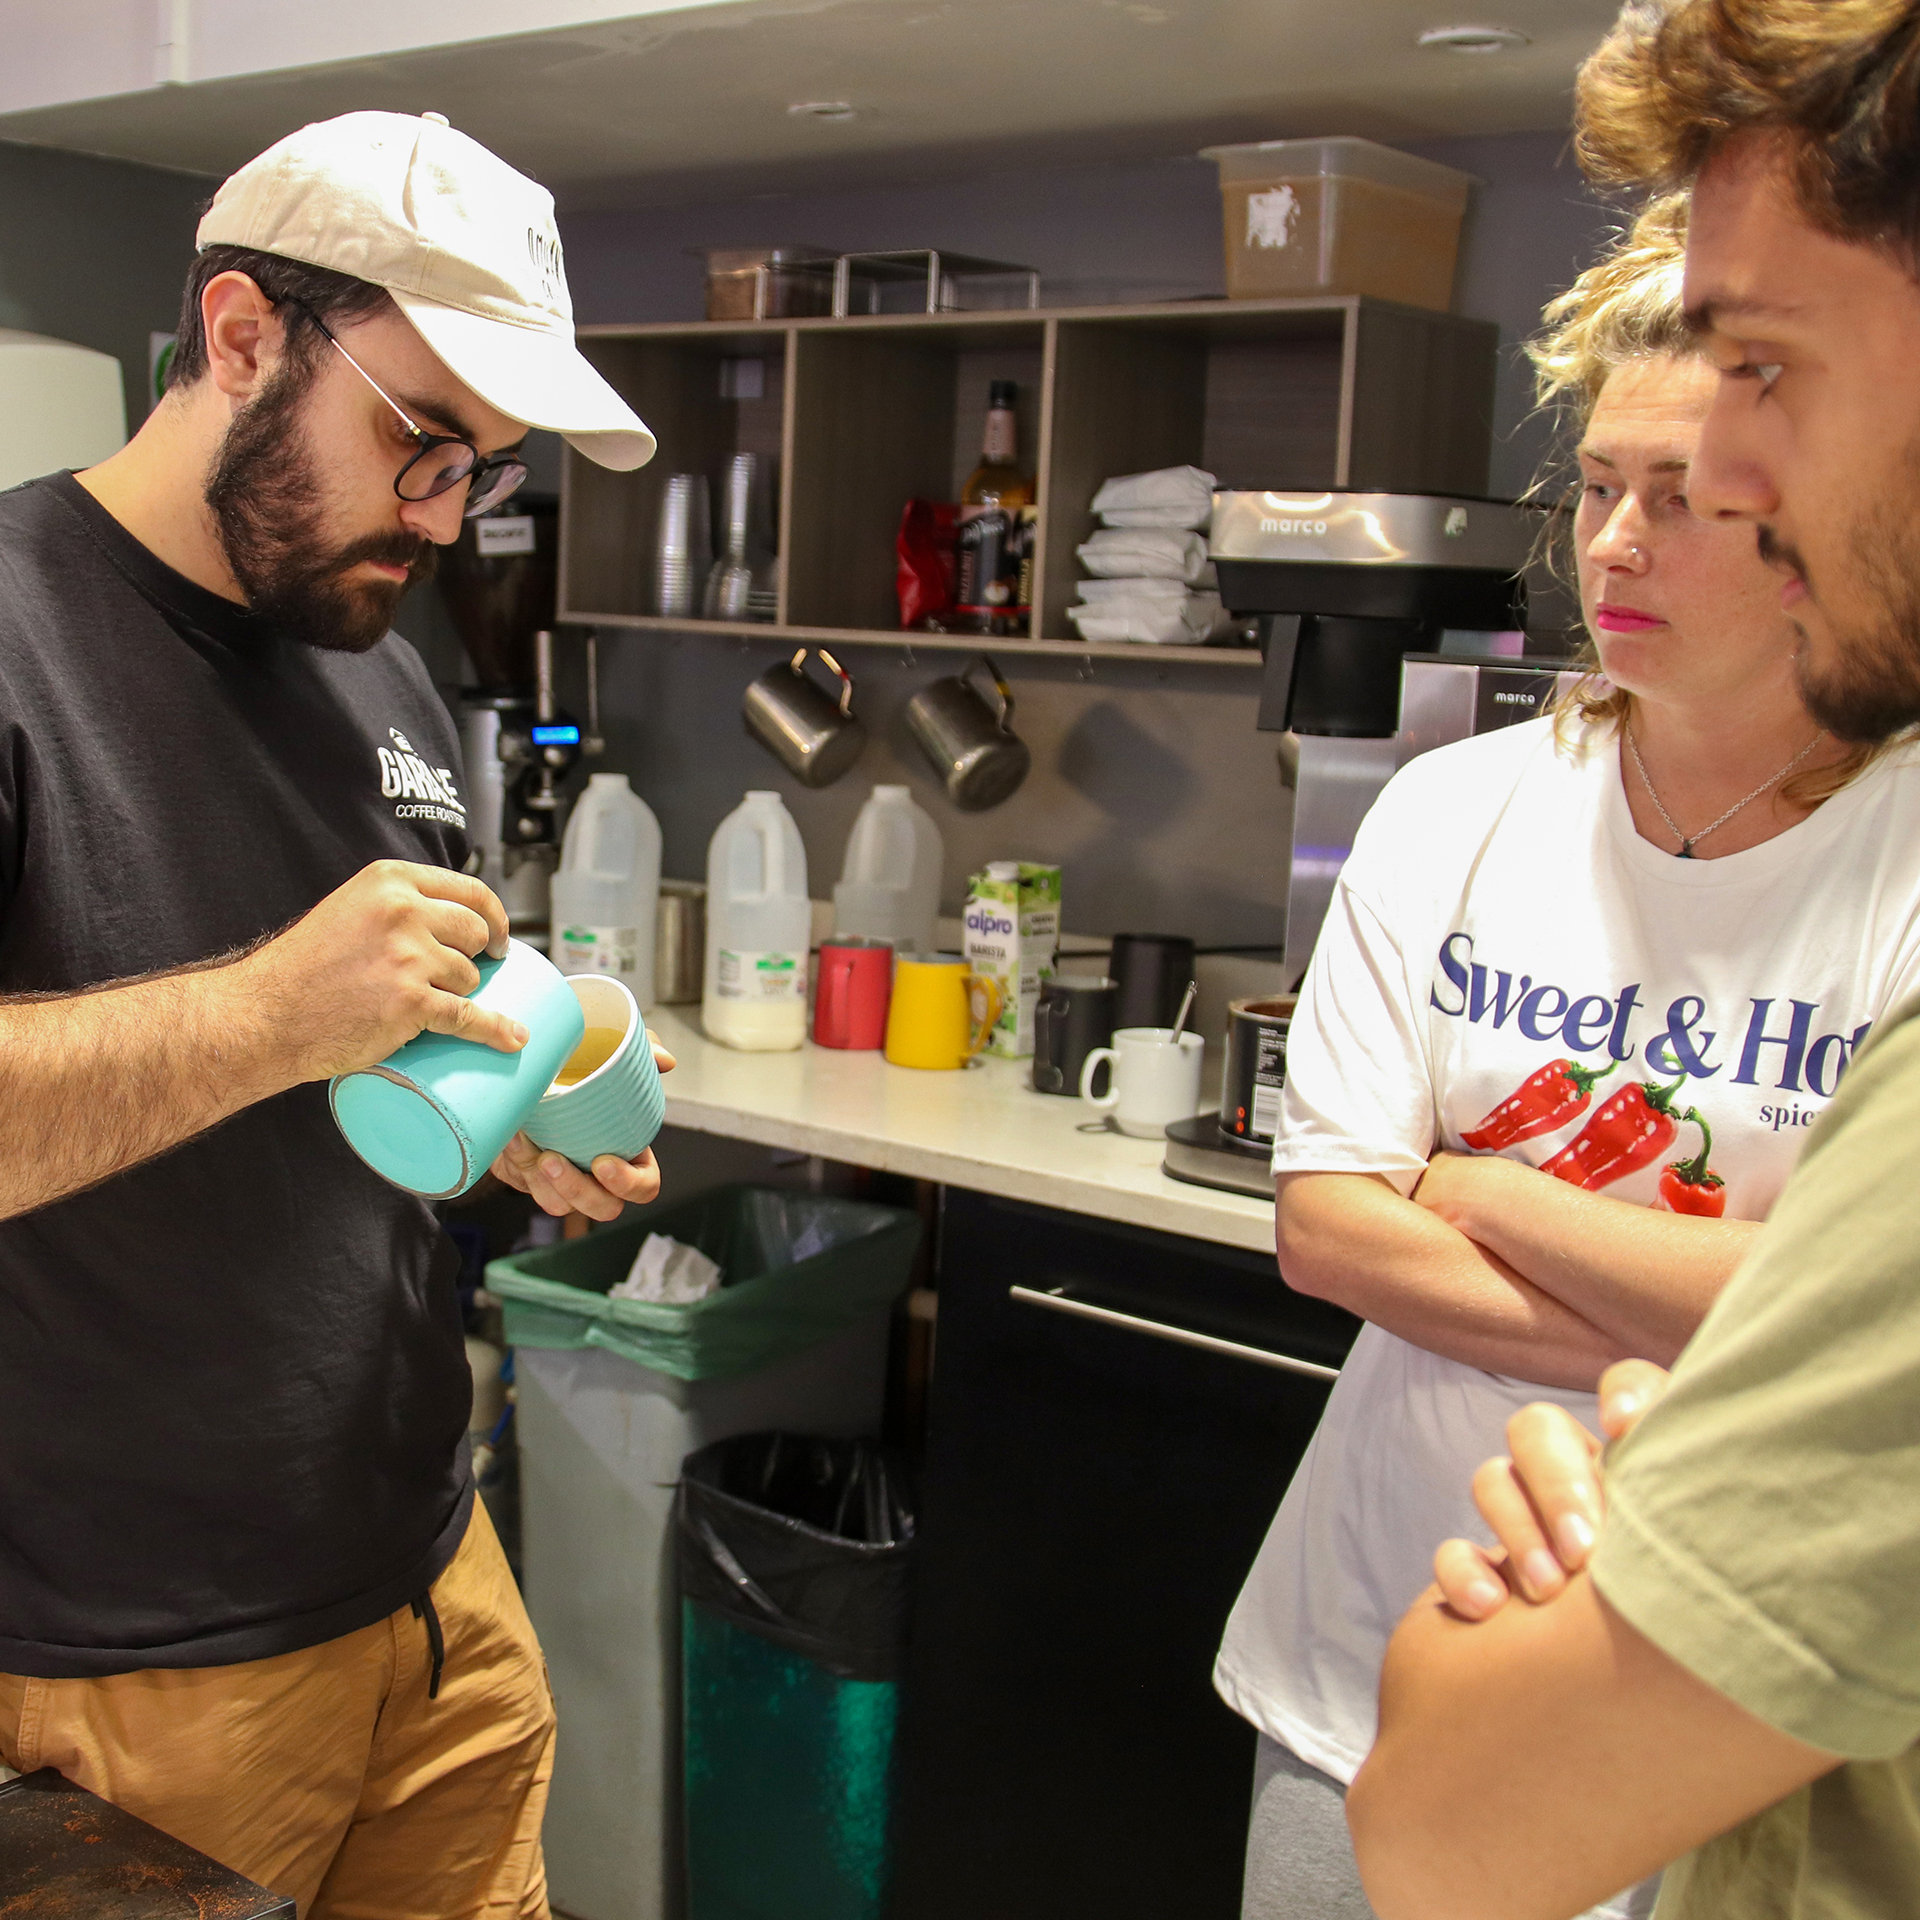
{"left": 892, "top": 1191, "right": 1360, "bottom": 1920}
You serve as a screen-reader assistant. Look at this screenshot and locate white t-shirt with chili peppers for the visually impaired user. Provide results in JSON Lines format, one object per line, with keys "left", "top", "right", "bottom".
{"left": 1214, "top": 714, "right": 1920, "bottom": 1788}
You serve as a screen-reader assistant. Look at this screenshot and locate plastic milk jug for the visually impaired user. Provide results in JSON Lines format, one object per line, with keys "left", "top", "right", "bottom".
{"left": 963, "top": 860, "right": 1062, "bottom": 1058}
{"left": 552, "top": 774, "right": 664, "bottom": 1008}
{"left": 833, "top": 784, "right": 944, "bottom": 956}
{"left": 704, "top": 790, "right": 810, "bottom": 1051}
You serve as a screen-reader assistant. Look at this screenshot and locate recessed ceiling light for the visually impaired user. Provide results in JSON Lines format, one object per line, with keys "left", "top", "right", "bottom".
{"left": 788, "top": 100, "right": 858, "bottom": 121}
{"left": 1417, "top": 23, "right": 1530, "bottom": 52}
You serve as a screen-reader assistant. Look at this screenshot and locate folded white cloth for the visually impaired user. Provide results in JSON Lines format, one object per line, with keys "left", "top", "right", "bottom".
{"left": 1068, "top": 589, "right": 1225, "bottom": 646}
{"left": 1100, "top": 508, "right": 1211, "bottom": 531}
{"left": 1077, "top": 527, "right": 1214, "bottom": 585}
{"left": 609, "top": 1233, "right": 723, "bottom": 1305}
{"left": 1091, "top": 465, "right": 1217, "bottom": 524}
{"left": 1078, "top": 574, "right": 1190, "bottom": 604}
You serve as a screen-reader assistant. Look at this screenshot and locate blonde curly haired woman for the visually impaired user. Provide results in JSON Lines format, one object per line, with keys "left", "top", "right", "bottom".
{"left": 1211, "top": 194, "right": 1920, "bottom": 1920}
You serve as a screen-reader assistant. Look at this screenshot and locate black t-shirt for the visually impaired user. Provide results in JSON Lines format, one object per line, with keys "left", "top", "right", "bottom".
{"left": 0, "top": 473, "right": 476, "bottom": 1678}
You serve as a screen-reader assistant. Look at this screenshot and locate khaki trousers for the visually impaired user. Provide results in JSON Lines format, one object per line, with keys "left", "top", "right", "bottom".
{"left": 0, "top": 1498, "right": 554, "bottom": 1920}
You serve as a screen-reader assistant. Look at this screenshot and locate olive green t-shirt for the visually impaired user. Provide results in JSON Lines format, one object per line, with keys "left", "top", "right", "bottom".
{"left": 1591, "top": 1002, "right": 1920, "bottom": 1919}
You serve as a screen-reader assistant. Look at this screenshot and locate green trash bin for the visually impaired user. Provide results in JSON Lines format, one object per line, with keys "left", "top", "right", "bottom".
{"left": 676, "top": 1433, "right": 915, "bottom": 1920}
{"left": 485, "top": 1183, "right": 921, "bottom": 1380}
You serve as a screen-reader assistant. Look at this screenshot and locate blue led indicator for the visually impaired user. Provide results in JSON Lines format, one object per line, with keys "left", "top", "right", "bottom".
{"left": 531, "top": 724, "right": 580, "bottom": 746}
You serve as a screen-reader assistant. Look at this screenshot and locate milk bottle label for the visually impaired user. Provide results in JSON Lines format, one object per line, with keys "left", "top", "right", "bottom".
{"left": 717, "top": 949, "right": 807, "bottom": 1001}
{"left": 557, "top": 924, "right": 639, "bottom": 977}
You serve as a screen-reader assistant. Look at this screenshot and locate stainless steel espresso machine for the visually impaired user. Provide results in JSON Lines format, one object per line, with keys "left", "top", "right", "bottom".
{"left": 1211, "top": 488, "right": 1558, "bottom": 982}
{"left": 437, "top": 497, "right": 589, "bottom": 943}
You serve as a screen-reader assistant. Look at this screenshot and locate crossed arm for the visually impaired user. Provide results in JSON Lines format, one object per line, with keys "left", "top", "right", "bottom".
{"left": 1276, "top": 1152, "right": 1759, "bottom": 1389}
{"left": 1350, "top": 1567, "right": 1834, "bottom": 1920}
{"left": 1347, "top": 1366, "right": 1839, "bottom": 1920}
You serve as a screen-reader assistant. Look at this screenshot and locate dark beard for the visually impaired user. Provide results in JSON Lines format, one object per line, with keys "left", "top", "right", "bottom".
{"left": 204, "top": 356, "right": 436, "bottom": 654}
{"left": 1765, "top": 489, "right": 1920, "bottom": 744}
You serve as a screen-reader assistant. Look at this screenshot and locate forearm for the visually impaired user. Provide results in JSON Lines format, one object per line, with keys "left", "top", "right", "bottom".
{"left": 0, "top": 859, "right": 543, "bottom": 1224}
{"left": 0, "top": 957, "right": 291, "bottom": 1221}
{"left": 1421, "top": 1159, "right": 1757, "bottom": 1365}
{"left": 1277, "top": 1172, "right": 1628, "bottom": 1390}
{"left": 1350, "top": 1574, "right": 1834, "bottom": 1920}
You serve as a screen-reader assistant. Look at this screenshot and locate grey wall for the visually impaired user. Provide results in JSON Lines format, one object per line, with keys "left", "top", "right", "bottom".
{"left": 534, "top": 130, "right": 1620, "bottom": 940}
{"left": 559, "top": 635, "right": 1291, "bottom": 946}
{"left": 1402, "top": 130, "right": 1623, "bottom": 500}
{"left": 0, "top": 140, "right": 215, "bottom": 424}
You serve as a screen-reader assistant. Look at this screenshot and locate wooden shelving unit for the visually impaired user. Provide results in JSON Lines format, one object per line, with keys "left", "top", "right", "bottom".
{"left": 558, "top": 296, "right": 1497, "bottom": 670}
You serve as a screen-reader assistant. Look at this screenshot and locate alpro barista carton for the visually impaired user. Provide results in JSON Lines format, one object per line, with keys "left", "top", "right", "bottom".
{"left": 963, "top": 861, "right": 1061, "bottom": 1057}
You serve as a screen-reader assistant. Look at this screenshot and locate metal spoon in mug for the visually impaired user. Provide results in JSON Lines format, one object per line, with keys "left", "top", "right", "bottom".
{"left": 1170, "top": 977, "right": 1197, "bottom": 1043}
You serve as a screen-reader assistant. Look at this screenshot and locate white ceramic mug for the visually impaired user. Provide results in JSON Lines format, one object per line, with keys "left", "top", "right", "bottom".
{"left": 1079, "top": 1025, "right": 1205, "bottom": 1138}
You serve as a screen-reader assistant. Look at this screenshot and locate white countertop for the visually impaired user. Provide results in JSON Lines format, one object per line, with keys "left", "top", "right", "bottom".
{"left": 646, "top": 1005, "right": 1277, "bottom": 1255}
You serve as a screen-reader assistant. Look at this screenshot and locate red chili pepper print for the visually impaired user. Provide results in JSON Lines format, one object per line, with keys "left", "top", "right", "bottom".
{"left": 1461, "top": 1058, "right": 1617, "bottom": 1150}
{"left": 1541, "top": 1073, "right": 1696, "bottom": 1192}
{"left": 1658, "top": 1111, "right": 1727, "bottom": 1217}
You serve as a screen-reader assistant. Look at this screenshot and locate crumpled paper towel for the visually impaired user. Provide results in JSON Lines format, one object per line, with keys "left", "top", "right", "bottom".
{"left": 609, "top": 1233, "right": 724, "bottom": 1305}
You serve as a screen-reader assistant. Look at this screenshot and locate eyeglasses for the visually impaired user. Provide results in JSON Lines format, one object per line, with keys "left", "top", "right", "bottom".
{"left": 298, "top": 306, "right": 529, "bottom": 519}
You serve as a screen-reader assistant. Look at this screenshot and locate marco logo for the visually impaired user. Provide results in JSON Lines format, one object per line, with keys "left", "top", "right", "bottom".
{"left": 1260, "top": 517, "right": 1328, "bottom": 536}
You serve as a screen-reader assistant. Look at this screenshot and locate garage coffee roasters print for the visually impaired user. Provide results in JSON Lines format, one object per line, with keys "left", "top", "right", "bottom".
{"left": 378, "top": 726, "right": 467, "bottom": 830}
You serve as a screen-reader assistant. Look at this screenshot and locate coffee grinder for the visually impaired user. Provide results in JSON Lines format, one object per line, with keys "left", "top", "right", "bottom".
{"left": 437, "top": 496, "right": 592, "bottom": 943}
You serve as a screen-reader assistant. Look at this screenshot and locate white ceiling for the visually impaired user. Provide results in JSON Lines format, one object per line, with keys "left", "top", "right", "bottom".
{"left": 0, "top": 0, "right": 1621, "bottom": 208}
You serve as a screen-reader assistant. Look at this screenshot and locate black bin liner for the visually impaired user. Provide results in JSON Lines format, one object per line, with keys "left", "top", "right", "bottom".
{"left": 677, "top": 1434, "right": 917, "bottom": 1920}
{"left": 676, "top": 1432, "right": 914, "bottom": 1682}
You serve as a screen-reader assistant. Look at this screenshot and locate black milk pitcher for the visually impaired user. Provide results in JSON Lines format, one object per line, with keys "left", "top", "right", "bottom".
{"left": 1031, "top": 976, "right": 1118, "bottom": 1096}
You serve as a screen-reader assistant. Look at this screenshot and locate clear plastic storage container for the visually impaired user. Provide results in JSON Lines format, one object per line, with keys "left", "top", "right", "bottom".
{"left": 1199, "top": 137, "right": 1473, "bottom": 311}
{"left": 832, "top": 785, "right": 944, "bottom": 957}
{"left": 692, "top": 246, "right": 835, "bottom": 321}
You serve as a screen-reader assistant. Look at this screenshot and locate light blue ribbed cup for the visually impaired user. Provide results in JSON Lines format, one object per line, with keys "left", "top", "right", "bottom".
{"left": 330, "top": 939, "right": 586, "bottom": 1200}
{"left": 523, "top": 973, "right": 666, "bottom": 1171}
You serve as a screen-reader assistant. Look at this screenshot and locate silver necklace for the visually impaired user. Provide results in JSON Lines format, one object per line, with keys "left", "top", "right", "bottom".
{"left": 1624, "top": 722, "right": 1826, "bottom": 858}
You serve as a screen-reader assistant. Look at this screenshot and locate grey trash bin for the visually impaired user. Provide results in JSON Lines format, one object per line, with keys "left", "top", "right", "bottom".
{"left": 488, "top": 1185, "right": 919, "bottom": 1920}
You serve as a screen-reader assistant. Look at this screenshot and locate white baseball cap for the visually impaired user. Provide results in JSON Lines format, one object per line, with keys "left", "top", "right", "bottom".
{"left": 196, "top": 110, "right": 655, "bottom": 471}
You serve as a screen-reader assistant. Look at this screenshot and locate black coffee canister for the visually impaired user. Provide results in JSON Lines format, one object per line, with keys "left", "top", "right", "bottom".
{"left": 1032, "top": 977, "right": 1118, "bottom": 1096}
{"left": 1109, "top": 933, "right": 1197, "bottom": 1031}
{"left": 1221, "top": 995, "right": 1297, "bottom": 1143}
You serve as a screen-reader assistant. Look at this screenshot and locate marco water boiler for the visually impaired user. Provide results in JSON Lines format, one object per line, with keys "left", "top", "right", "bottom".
{"left": 1210, "top": 489, "right": 1538, "bottom": 980}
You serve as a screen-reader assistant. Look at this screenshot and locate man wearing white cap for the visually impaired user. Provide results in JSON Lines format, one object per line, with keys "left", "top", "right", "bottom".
{"left": 0, "top": 112, "right": 656, "bottom": 1914}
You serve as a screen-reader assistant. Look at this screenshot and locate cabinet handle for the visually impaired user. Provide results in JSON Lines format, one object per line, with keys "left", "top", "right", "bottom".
{"left": 1008, "top": 1286, "right": 1341, "bottom": 1381}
